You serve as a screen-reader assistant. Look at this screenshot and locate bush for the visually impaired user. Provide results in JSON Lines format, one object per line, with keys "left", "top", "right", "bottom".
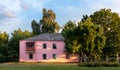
{"left": 78, "top": 62, "right": 120, "bottom": 67}
{"left": 78, "top": 63, "right": 86, "bottom": 67}
{"left": 86, "top": 63, "right": 102, "bottom": 67}
{"left": 102, "top": 63, "right": 120, "bottom": 67}
{"left": 78, "top": 62, "right": 102, "bottom": 67}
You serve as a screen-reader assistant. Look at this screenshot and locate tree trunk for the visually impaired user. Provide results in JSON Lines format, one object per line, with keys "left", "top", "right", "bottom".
{"left": 79, "top": 53, "right": 82, "bottom": 62}
{"left": 116, "top": 53, "right": 119, "bottom": 62}
{"left": 106, "top": 54, "right": 109, "bottom": 62}
{"left": 89, "top": 58, "right": 92, "bottom": 62}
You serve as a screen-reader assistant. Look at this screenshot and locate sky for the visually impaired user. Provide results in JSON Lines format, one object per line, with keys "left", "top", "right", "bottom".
{"left": 0, "top": 0, "right": 120, "bottom": 34}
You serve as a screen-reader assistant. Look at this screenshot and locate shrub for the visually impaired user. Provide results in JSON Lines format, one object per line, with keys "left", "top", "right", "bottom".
{"left": 102, "top": 63, "right": 120, "bottom": 67}
{"left": 78, "top": 63, "right": 86, "bottom": 67}
{"left": 78, "top": 62, "right": 102, "bottom": 67}
{"left": 78, "top": 62, "right": 120, "bottom": 67}
{"left": 86, "top": 63, "right": 102, "bottom": 67}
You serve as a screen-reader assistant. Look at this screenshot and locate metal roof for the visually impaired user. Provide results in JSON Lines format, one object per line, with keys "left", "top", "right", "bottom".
{"left": 23, "top": 33, "right": 64, "bottom": 41}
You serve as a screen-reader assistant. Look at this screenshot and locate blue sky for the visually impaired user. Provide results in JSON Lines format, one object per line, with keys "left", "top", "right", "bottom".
{"left": 0, "top": 0, "right": 120, "bottom": 34}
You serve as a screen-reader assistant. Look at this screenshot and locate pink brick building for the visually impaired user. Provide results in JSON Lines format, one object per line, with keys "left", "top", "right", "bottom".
{"left": 19, "top": 33, "right": 79, "bottom": 62}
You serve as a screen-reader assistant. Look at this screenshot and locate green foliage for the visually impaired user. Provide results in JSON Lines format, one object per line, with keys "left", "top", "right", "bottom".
{"left": 40, "top": 8, "right": 60, "bottom": 33}
{"left": 90, "top": 8, "right": 120, "bottom": 56}
{"left": 62, "top": 20, "right": 76, "bottom": 53}
{"left": 31, "top": 8, "right": 60, "bottom": 35}
{"left": 78, "top": 62, "right": 120, "bottom": 67}
{"left": 9, "top": 29, "right": 32, "bottom": 61}
{"left": 81, "top": 15, "right": 89, "bottom": 23}
{"left": 62, "top": 18, "right": 106, "bottom": 62}
{"left": 0, "top": 32, "right": 9, "bottom": 62}
{"left": 77, "top": 18, "right": 106, "bottom": 60}
{"left": 0, "top": 32, "right": 9, "bottom": 44}
{"left": 0, "top": 53, "right": 6, "bottom": 62}
{"left": 102, "top": 63, "right": 120, "bottom": 67}
{"left": 31, "top": 20, "right": 40, "bottom": 35}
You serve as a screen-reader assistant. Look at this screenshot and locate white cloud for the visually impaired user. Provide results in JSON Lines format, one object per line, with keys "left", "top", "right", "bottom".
{"left": 0, "top": 0, "right": 53, "bottom": 34}
{"left": 0, "top": 3, "right": 17, "bottom": 34}
{"left": 0, "top": 4, "right": 16, "bottom": 18}
{"left": 2, "top": 10, "right": 16, "bottom": 18}
{"left": 0, "top": 0, "right": 21, "bottom": 12}
{"left": 0, "top": 18, "right": 20, "bottom": 34}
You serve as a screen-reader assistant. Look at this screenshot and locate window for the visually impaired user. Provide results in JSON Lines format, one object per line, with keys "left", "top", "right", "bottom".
{"left": 66, "top": 54, "right": 70, "bottom": 59}
{"left": 53, "top": 54, "right": 56, "bottom": 59}
{"left": 43, "top": 43, "right": 46, "bottom": 49}
{"left": 53, "top": 43, "right": 57, "bottom": 49}
{"left": 26, "top": 42, "right": 34, "bottom": 47}
{"left": 42, "top": 54, "right": 46, "bottom": 59}
{"left": 29, "top": 54, "right": 33, "bottom": 59}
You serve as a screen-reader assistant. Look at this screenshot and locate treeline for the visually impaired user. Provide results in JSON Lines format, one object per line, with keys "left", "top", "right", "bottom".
{"left": 0, "top": 29, "right": 32, "bottom": 62}
{"left": 0, "top": 8, "right": 120, "bottom": 62}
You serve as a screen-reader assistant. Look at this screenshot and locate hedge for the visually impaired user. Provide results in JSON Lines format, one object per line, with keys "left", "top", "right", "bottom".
{"left": 78, "top": 62, "right": 120, "bottom": 67}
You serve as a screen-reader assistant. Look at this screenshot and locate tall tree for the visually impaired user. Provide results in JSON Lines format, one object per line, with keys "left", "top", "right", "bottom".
{"left": 62, "top": 18, "right": 106, "bottom": 62}
{"left": 62, "top": 20, "right": 76, "bottom": 53}
{"left": 90, "top": 8, "right": 120, "bottom": 58}
{"left": 0, "top": 32, "right": 9, "bottom": 62}
{"left": 31, "top": 8, "right": 60, "bottom": 34}
{"left": 31, "top": 20, "right": 40, "bottom": 35}
{"left": 77, "top": 18, "right": 106, "bottom": 61}
{"left": 9, "top": 29, "right": 32, "bottom": 61}
{"left": 40, "top": 8, "right": 60, "bottom": 33}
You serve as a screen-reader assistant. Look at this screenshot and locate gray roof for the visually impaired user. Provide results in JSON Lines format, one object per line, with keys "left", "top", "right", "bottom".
{"left": 23, "top": 33, "right": 64, "bottom": 41}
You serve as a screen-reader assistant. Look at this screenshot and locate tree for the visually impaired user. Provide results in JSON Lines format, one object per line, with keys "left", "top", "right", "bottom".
{"left": 31, "top": 8, "right": 60, "bottom": 34}
{"left": 9, "top": 29, "right": 32, "bottom": 61}
{"left": 0, "top": 32, "right": 9, "bottom": 62}
{"left": 40, "top": 8, "right": 60, "bottom": 33}
{"left": 62, "top": 18, "right": 106, "bottom": 62}
{"left": 62, "top": 20, "right": 76, "bottom": 53}
{"left": 31, "top": 20, "right": 40, "bottom": 35}
{"left": 81, "top": 15, "right": 89, "bottom": 23}
{"left": 90, "top": 8, "right": 120, "bottom": 59}
{"left": 78, "top": 18, "right": 106, "bottom": 61}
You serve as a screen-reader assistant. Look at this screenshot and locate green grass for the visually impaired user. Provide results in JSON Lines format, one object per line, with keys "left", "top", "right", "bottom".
{"left": 0, "top": 63, "right": 120, "bottom": 70}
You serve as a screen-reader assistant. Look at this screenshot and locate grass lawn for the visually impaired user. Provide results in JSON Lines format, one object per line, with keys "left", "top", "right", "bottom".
{"left": 0, "top": 63, "right": 120, "bottom": 70}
